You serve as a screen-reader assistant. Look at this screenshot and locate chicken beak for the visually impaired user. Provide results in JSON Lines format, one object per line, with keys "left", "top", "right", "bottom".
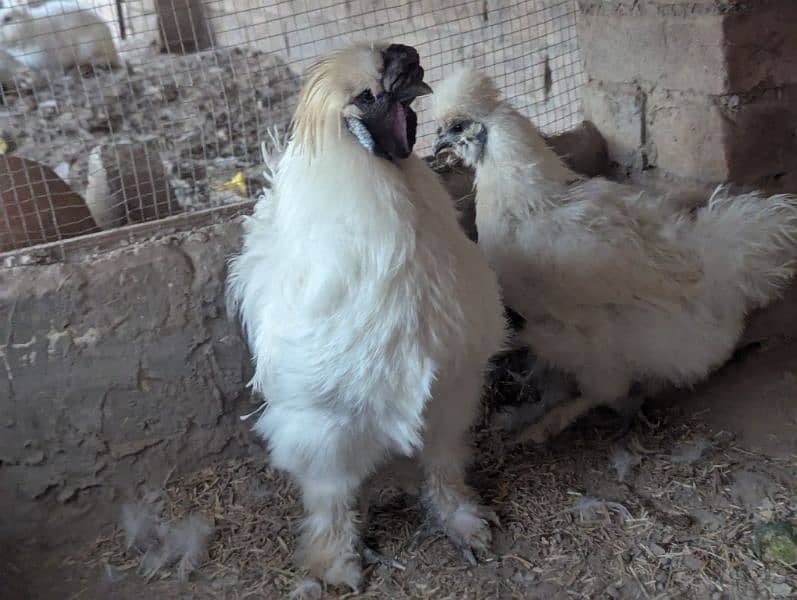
{"left": 349, "top": 93, "right": 417, "bottom": 160}
{"left": 348, "top": 44, "right": 432, "bottom": 160}
{"left": 432, "top": 131, "right": 464, "bottom": 168}
{"left": 433, "top": 132, "right": 456, "bottom": 158}
{"left": 393, "top": 81, "right": 433, "bottom": 104}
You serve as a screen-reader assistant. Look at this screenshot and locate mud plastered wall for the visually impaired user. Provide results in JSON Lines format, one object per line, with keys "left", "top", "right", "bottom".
{"left": 0, "top": 212, "right": 260, "bottom": 541}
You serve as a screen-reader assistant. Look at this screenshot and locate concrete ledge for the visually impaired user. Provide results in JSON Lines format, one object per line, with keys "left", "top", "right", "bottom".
{"left": 1, "top": 200, "right": 253, "bottom": 268}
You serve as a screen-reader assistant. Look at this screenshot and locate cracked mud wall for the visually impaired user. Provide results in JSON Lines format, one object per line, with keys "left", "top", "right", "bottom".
{"left": 0, "top": 217, "right": 260, "bottom": 542}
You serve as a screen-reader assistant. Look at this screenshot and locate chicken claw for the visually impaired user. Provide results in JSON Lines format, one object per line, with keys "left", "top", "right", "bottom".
{"left": 407, "top": 517, "right": 487, "bottom": 566}
{"left": 362, "top": 544, "right": 406, "bottom": 571}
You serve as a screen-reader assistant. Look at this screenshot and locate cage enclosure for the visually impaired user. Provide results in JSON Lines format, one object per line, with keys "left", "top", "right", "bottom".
{"left": 2, "top": 1, "right": 797, "bottom": 598}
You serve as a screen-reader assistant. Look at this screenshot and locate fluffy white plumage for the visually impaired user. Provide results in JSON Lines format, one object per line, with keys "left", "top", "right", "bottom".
{"left": 433, "top": 68, "right": 797, "bottom": 443}
{"left": 0, "top": 0, "right": 120, "bottom": 75}
{"left": 227, "top": 45, "right": 506, "bottom": 590}
{"left": 0, "top": 48, "right": 26, "bottom": 87}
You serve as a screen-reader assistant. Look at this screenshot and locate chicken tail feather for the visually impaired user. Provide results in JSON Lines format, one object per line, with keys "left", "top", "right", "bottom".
{"left": 691, "top": 187, "right": 797, "bottom": 310}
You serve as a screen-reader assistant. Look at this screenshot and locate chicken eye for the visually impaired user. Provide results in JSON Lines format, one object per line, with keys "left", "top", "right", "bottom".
{"left": 356, "top": 89, "right": 375, "bottom": 105}
{"left": 451, "top": 122, "right": 464, "bottom": 134}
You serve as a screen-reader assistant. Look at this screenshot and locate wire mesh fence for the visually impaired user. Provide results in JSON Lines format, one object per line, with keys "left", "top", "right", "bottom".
{"left": 0, "top": 0, "right": 583, "bottom": 256}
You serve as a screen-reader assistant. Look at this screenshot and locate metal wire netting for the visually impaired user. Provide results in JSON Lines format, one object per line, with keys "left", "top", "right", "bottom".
{"left": 0, "top": 0, "right": 583, "bottom": 256}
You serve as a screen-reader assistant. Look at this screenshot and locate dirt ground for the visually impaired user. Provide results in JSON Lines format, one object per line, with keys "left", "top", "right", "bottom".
{"left": 3, "top": 333, "right": 795, "bottom": 599}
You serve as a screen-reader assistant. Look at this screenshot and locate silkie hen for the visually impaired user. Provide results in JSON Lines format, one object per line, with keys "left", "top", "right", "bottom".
{"left": 432, "top": 68, "right": 797, "bottom": 443}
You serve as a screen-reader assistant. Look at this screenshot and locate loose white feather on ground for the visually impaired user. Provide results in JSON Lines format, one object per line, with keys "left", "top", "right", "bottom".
{"left": 121, "top": 492, "right": 214, "bottom": 582}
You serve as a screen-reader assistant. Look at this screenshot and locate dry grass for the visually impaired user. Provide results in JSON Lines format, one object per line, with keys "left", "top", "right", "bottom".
{"left": 68, "top": 390, "right": 796, "bottom": 598}
{"left": 8, "top": 348, "right": 778, "bottom": 598}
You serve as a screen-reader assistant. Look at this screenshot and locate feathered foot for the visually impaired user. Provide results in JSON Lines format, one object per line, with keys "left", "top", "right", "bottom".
{"left": 298, "top": 534, "right": 362, "bottom": 592}
{"left": 516, "top": 394, "right": 604, "bottom": 444}
{"left": 301, "top": 547, "right": 362, "bottom": 592}
{"left": 517, "top": 390, "right": 656, "bottom": 444}
{"left": 420, "top": 462, "right": 498, "bottom": 565}
{"left": 356, "top": 485, "right": 406, "bottom": 572}
{"left": 418, "top": 378, "right": 497, "bottom": 566}
{"left": 406, "top": 516, "right": 442, "bottom": 553}
{"left": 296, "top": 477, "right": 364, "bottom": 592}
{"left": 443, "top": 504, "right": 499, "bottom": 565}
{"left": 408, "top": 507, "right": 498, "bottom": 566}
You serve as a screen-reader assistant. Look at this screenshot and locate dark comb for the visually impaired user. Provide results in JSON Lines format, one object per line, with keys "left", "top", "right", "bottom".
{"left": 381, "top": 44, "right": 425, "bottom": 94}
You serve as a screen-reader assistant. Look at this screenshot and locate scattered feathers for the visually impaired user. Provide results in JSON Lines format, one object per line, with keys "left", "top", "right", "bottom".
{"left": 121, "top": 490, "right": 163, "bottom": 552}
{"left": 141, "top": 514, "right": 214, "bottom": 581}
{"left": 731, "top": 469, "right": 777, "bottom": 512}
{"left": 666, "top": 437, "right": 712, "bottom": 465}
{"left": 121, "top": 491, "right": 214, "bottom": 581}
{"left": 289, "top": 578, "right": 323, "bottom": 600}
{"left": 609, "top": 445, "right": 641, "bottom": 482}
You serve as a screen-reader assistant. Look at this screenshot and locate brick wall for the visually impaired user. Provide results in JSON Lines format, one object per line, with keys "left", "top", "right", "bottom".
{"left": 578, "top": 0, "right": 797, "bottom": 191}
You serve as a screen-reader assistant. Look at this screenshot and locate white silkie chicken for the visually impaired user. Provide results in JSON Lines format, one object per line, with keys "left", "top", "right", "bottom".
{"left": 432, "top": 68, "right": 797, "bottom": 444}
{"left": 0, "top": 0, "right": 120, "bottom": 76}
{"left": 227, "top": 46, "right": 506, "bottom": 590}
{"left": 0, "top": 48, "right": 26, "bottom": 88}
